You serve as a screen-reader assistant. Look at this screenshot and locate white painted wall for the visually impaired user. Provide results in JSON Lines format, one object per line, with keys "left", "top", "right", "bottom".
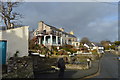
{"left": 0, "top": 26, "right": 29, "bottom": 60}
{"left": 84, "top": 44, "right": 89, "bottom": 48}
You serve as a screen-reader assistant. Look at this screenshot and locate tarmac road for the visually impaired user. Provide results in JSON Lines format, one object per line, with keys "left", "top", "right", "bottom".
{"left": 34, "top": 52, "right": 119, "bottom": 79}
{"left": 93, "top": 52, "right": 119, "bottom": 79}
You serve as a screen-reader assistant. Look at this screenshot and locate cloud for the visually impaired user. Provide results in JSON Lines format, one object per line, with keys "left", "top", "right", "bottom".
{"left": 86, "top": 19, "right": 118, "bottom": 42}
{"left": 14, "top": 2, "right": 118, "bottom": 42}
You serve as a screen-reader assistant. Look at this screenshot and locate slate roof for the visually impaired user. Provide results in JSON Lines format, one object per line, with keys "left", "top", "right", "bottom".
{"left": 42, "top": 22, "right": 76, "bottom": 38}
{"left": 92, "top": 42, "right": 104, "bottom": 47}
{"left": 85, "top": 43, "right": 94, "bottom": 47}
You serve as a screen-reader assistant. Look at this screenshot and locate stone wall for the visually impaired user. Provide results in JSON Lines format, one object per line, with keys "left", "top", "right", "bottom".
{"left": 66, "top": 63, "right": 88, "bottom": 70}
{"left": 2, "top": 56, "right": 34, "bottom": 78}
{"left": 2, "top": 56, "right": 58, "bottom": 78}
{"left": 32, "top": 55, "right": 57, "bottom": 72}
{"left": 110, "top": 50, "right": 120, "bottom": 56}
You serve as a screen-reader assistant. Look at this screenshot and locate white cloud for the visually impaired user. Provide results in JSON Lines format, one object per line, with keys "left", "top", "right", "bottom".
{"left": 12, "top": 2, "right": 118, "bottom": 42}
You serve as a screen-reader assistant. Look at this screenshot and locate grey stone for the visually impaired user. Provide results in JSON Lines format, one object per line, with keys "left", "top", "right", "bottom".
{"left": 3, "top": 56, "right": 34, "bottom": 78}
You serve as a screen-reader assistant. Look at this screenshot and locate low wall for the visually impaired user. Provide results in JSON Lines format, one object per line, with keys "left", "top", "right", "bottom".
{"left": 66, "top": 63, "right": 88, "bottom": 70}
{"left": 110, "top": 50, "right": 120, "bottom": 55}
{"left": 2, "top": 56, "right": 34, "bottom": 78}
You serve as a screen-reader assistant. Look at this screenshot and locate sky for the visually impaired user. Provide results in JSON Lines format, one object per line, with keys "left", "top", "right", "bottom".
{"left": 1, "top": 2, "right": 118, "bottom": 42}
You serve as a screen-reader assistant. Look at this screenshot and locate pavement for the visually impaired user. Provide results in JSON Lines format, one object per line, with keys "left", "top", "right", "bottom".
{"left": 34, "top": 59, "right": 100, "bottom": 79}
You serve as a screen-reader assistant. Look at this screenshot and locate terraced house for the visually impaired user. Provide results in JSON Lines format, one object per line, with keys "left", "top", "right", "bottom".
{"left": 33, "top": 21, "right": 77, "bottom": 46}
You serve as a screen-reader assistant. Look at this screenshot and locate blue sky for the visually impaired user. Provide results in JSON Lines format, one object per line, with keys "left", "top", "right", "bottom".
{"left": 1, "top": 2, "right": 118, "bottom": 42}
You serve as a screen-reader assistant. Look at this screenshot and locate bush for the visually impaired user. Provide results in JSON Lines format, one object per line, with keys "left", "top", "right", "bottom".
{"left": 63, "top": 45, "right": 73, "bottom": 49}
{"left": 60, "top": 45, "right": 78, "bottom": 54}
{"left": 71, "top": 48, "right": 78, "bottom": 53}
{"left": 57, "top": 50, "right": 67, "bottom": 55}
{"left": 91, "top": 49, "right": 98, "bottom": 54}
{"left": 29, "top": 37, "right": 38, "bottom": 50}
{"left": 110, "top": 45, "right": 115, "bottom": 50}
{"left": 14, "top": 51, "right": 19, "bottom": 57}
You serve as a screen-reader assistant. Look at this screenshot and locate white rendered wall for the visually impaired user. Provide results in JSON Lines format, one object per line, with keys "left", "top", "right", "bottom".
{"left": 0, "top": 26, "right": 29, "bottom": 59}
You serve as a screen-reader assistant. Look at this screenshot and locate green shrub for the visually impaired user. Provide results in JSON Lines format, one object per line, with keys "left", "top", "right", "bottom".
{"left": 14, "top": 51, "right": 19, "bottom": 57}
{"left": 91, "top": 49, "right": 98, "bottom": 54}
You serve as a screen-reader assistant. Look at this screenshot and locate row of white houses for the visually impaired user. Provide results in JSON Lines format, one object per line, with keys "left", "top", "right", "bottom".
{"left": 84, "top": 42, "right": 104, "bottom": 53}
{"left": 0, "top": 21, "right": 106, "bottom": 64}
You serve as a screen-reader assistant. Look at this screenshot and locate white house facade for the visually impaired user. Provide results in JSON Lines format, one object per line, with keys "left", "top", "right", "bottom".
{"left": 92, "top": 43, "right": 104, "bottom": 53}
{"left": 72, "top": 41, "right": 80, "bottom": 49}
{"left": 33, "top": 21, "right": 77, "bottom": 46}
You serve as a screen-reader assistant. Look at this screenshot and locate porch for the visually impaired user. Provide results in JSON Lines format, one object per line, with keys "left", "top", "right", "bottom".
{"left": 37, "top": 35, "right": 63, "bottom": 46}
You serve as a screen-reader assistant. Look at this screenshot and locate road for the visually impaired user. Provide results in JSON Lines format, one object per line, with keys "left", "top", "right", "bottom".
{"left": 92, "top": 52, "right": 119, "bottom": 79}
{"left": 34, "top": 52, "right": 119, "bottom": 79}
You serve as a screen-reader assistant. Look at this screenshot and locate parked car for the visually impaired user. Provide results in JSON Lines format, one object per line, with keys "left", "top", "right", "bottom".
{"left": 39, "top": 54, "right": 45, "bottom": 57}
{"left": 99, "top": 50, "right": 104, "bottom": 54}
{"left": 69, "top": 53, "right": 76, "bottom": 57}
{"left": 30, "top": 52, "right": 46, "bottom": 57}
{"left": 28, "top": 51, "right": 34, "bottom": 56}
{"left": 117, "top": 57, "right": 120, "bottom": 60}
{"left": 69, "top": 54, "right": 74, "bottom": 57}
{"left": 31, "top": 53, "right": 39, "bottom": 55}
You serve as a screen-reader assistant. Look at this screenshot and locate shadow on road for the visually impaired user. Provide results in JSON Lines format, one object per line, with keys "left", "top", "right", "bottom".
{"left": 34, "top": 70, "right": 77, "bottom": 78}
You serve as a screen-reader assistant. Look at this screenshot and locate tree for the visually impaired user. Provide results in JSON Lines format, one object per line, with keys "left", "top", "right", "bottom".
{"left": 80, "top": 37, "right": 90, "bottom": 44}
{"left": 109, "top": 44, "right": 115, "bottom": 50}
{"left": 0, "top": 1, "right": 22, "bottom": 29}
{"left": 100, "top": 40, "right": 111, "bottom": 50}
{"left": 29, "top": 29, "right": 35, "bottom": 40}
{"left": 114, "top": 41, "right": 120, "bottom": 46}
{"left": 29, "top": 37, "right": 38, "bottom": 50}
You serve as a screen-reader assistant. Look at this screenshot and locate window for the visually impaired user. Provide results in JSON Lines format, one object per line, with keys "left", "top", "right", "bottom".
{"left": 43, "top": 30, "right": 46, "bottom": 34}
